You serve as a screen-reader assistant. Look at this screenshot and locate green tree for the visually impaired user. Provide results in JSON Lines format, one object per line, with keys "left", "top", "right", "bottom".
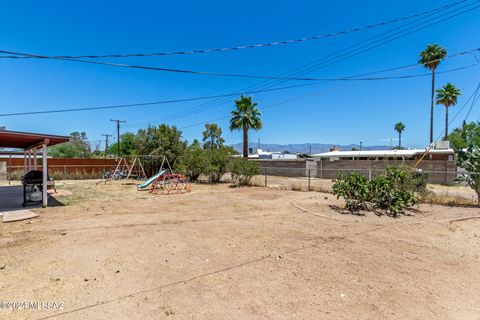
{"left": 229, "top": 95, "right": 262, "bottom": 158}
{"left": 136, "top": 124, "right": 187, "bottom": 167}
{"left": 202, "top": 123, "right": 225, "bottom": 150}
{"left": 49, "top": 131, "right": 91, "bottom": 158}
{"left": 108, "top": 132, "right": 138, "bottom": 156}
{"left": 436, "top": 83, "right": 461, "bottom": 140}
{"left": 448, "top": 121, "right": 480, "bottom": 149}
{"left": 394, "top": 122, "right": 405, "bottom": 149}
{"left": 206, "top": 146, "right": 236, "bottom": 182}
{"left": 419, "top": 44, "right": 447, "bottom": 144}
{"left": 177, "top": 140, "right": 210, "bottom": 181}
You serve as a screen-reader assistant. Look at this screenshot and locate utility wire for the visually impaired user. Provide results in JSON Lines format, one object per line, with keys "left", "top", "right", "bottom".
{"left": 1, "top": 60, "right": 478, "bottom": 119}
{"left": 464, "top": 82, "right": 480, "bottom": 121}
{"left": 1, "top": 2, "right": 479, "bottom": 81}
{"left": 135, "top": 2, "right": 480, "bottom": 126}
{"left": 0, "top": 0, "right": 470, "bottom": 60}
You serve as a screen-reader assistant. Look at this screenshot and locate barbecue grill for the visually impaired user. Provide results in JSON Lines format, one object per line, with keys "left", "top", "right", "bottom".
{"left": 22, "top": 170, "right": 55, "bottom": 207}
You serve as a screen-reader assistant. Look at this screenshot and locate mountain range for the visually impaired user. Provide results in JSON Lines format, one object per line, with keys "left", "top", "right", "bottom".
{"left": 230, "top": 142, "right": 390, "bottom": 154}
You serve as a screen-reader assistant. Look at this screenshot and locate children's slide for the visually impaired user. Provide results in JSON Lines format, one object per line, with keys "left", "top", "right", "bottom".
{"left": 137, "top": 170, "right": 168, "bottom": 190}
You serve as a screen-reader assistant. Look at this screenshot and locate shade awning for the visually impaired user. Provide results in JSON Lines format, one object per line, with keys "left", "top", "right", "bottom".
{"left": 0, "top": 130, "right": 69, "bottom": 150}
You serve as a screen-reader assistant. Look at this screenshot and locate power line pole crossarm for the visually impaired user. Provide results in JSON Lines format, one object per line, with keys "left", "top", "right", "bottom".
{"left": 110, "top": 119, "right": 126, "bottom": 158}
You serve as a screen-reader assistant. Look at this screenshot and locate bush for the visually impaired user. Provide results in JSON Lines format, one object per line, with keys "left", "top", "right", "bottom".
{"left": 206, "top": 147, "right": 234, "bottom": 183}
{"left": 369, "top": 167, "right": 418, "bottom": 216}
{"left": 332, "top": 166, "right": 418, "bottom": 216}
{"left": 332, "top": 172, "right": 370, "bottom": 212}
{"left": 230, "top": 158, "right": 259, "bottom": 186}
{"left": 456, "top": 146, "right": 480, "bottom": 205}
{"left": 177, "top": 142, "right": 210, "bottom": 181}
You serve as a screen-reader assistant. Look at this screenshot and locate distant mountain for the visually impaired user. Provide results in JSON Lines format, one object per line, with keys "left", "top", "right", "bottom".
{"left": 230, "top": 142, "right": 389, "bottom": 154}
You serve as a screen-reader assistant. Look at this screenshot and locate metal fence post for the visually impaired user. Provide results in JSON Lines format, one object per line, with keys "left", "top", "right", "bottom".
{"left": 308, "top": 169, "right": 311, "bottom": 191}
{"left": 64, "top": 165, "right": 67, "bottom": 180}
{"left": 265, "top": 168, "right": 268, "bottom": 187}
{"left": 368, "top": 169, "right": 372, "bottom": 181}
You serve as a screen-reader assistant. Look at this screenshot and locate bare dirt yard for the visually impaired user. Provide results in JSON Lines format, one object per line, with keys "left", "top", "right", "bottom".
{"left": 1, "top": 180, "right": 480, "bottom": 319}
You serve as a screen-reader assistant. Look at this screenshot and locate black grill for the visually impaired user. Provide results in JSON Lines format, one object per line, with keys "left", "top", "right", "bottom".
{"left": 22, "top": 170, "right": 53, "bottom": 207}
{"left": 22, "top": 170, "right": 44, "bottom": 185}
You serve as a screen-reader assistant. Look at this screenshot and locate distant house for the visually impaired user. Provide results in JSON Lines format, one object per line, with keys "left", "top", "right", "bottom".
{"left": 312, "top": 148, "right": 454, "bottom": 161}
{"left": 248, "top": 148, "right": 297, "bottom": 160}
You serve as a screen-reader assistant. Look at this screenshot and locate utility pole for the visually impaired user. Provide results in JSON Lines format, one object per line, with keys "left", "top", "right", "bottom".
{"left": 102, "top": 134, "right": 112, "bottom": 158}
{"left": 309, "top": 145, "right": 312, "bottom": 156}
{"left": 110, "top": 119, "right": 126, "bottom": 158}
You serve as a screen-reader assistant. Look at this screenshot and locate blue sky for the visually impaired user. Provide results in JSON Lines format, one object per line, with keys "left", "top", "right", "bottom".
{"left": 0, "top": 0, "right": 479, "bottom": 149}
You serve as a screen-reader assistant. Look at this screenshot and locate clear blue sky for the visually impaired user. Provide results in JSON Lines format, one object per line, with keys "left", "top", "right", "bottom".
{"left": 1, "top": 0, "right": 479, "bottom": 149}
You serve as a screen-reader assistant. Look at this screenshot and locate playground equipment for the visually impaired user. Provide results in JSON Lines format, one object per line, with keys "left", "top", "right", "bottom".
{"left": 101, "top": 156, "right": 147, "bottom": 183}
{"left": 151, "top": 173, "right": 191, "bottom": 194}
{"left": 125, "top": 156, "right": 147, "bottom": 180}
{"left": 137, "top": 157, "right": 191, "bottom": 194}
{"left": 137, "top": 169, "right": 168, "bottom": 190}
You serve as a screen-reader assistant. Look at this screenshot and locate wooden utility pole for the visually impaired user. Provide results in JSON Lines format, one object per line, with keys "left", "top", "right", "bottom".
{"left": 110, "top": 119, "right": 126, "bottom": 158}
{"left": 102, "top": 133, "right": 112, "bottom": 158}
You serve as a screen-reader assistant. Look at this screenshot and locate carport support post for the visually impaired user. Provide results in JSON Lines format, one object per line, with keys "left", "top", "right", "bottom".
{"left": 42, "top": 143, "right": 48, "bottom": 208}
{"left": 33, "top": 149, "right": 37, "bottom": 170}
{"left": 23, "top": 151, "right": 27, "bottom": 174}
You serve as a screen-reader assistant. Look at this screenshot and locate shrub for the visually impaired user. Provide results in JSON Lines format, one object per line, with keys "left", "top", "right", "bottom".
{"left": 456, "top": 146, "right": 480, "bottom": 205}
{"left": 230, "top": 158, "right": 259, "bottom": 186}
{"left": 206, "top": 147, "right": 234, "bottom": 183}
{"left": 332, "top": 172, "right": 370, "bottom": 212}
{"left": 177, "top": 141, "right": 210, "bottom": 181}
{"left": 369, "top": 167, "right": 418, "bottom": 216}
{"left": 332, "top": 166, "right": 418, "bottom": 216}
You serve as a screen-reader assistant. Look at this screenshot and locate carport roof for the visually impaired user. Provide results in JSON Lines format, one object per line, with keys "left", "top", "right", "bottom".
{"left": 0, "top": 130, "right": 69, "bottom": 150}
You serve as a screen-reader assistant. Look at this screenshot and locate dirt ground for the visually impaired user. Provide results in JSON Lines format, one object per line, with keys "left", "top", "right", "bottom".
{"left": 1, "top": 180, "right": 480, "bottom": 320}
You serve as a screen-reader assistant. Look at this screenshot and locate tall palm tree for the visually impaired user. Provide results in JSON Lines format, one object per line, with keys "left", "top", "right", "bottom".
{"left": 436, "top": 83, "right": 461, "bottom": 140}
{"left": 394, "top": 122, "right": 405, "bottom": 149}
{"left": 419, "top": 44, "right": 447, "bottom": 144}
{"left": 229, "top": 95, "right": 262, "bottom": 158}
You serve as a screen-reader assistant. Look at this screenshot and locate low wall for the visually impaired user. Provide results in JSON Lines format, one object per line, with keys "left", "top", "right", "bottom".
{"left": 251, "top": 159, "right": 457, "bottom": 184}
{"left": 252, "top": 160, "right": 307, "bottom": 177}
{"left": 317, "top": 160, "right": 456, "bottom": 184}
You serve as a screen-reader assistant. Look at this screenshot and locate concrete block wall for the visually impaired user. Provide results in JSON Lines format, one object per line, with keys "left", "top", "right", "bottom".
{"left": 317, "top": 160, "right": 457, "bottom": 184}
{"left": 252, "top": 160, "right": 307, "bottom": 177}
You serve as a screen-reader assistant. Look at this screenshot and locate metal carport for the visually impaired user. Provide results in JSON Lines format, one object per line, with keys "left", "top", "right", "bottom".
{"left": 0, "top": 130, "right": 69, "bottom": 207}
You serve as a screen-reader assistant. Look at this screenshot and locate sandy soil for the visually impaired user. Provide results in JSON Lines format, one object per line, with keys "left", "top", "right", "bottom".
{"left": 1, "top": 180, "right": 479, "bottom": 320}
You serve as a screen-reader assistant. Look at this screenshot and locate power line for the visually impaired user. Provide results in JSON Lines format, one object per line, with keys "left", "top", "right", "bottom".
{"left": 0, "top": 83, "right": 322, "bottom": 117}
{"left": 134, "top": 2, "right": 480, "bottom": 126}
{"left": 1, "top": 58, "right": 478, "bottom": 119}
{"left": 1, "top": 46, "right": 478, "bottom": 82}
{"left": 0, "top": 0, "right": 470, "bottom": 60}
{"left": 133, "top": 61, "right": 479, "bottom": 126}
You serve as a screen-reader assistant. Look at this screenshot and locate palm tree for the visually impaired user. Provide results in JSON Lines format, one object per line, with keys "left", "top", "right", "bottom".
{"left": 436, "top": 83, "right": 461, "bottom": 140}
{"left": 394, "top": 122, "right": 405, "bottom": 149}
{"left": 229, "top": 95, "right": 262, "bottom": 158}
{"left": 419, "top": 44, "right": 447, "bottom": 144}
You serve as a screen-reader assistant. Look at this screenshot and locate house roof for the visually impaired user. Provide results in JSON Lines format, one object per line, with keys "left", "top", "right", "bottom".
{"left": 312, "top": 148, "right": 454, "bottom": 158}
{"left": 0, "top": 130, "right": 69, "bottom": 150}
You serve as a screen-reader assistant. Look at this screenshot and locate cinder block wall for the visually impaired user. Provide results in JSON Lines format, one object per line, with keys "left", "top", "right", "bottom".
{"left": 317, "top": 160, "right": 457, "bottom": 184}
{"left": 251, "top": 159, "right": 456, "bottom": 184}
{"left": 252, "top": 160, "right": 307, "bottom": 177}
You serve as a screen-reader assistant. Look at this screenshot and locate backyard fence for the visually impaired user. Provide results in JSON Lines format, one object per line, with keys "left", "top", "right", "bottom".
{"left": 252, "top": 166, "right": 479, "bottom": 206}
